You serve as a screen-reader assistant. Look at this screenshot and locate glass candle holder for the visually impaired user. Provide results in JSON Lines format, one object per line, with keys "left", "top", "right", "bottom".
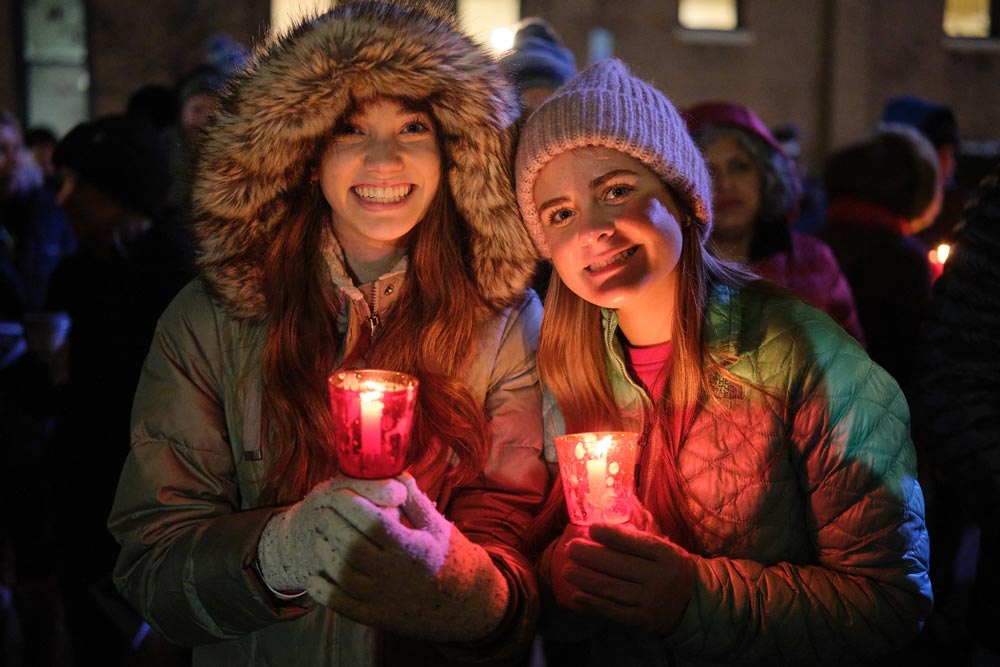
{"left": 554, "top": 431, "right": 640, "bottom": 525}
{"left": 328, "top": 369, "right": 419, "bottom": 479}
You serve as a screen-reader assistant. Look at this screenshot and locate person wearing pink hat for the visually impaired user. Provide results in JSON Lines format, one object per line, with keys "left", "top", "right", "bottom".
{"left": 684, "top": 100, "right": 865, "bottom": 345}
{"left": 517, "top": 58, "right": 931, "bottom": 664}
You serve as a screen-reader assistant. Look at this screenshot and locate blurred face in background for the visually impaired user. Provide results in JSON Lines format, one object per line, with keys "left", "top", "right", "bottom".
{"left": 56, "top": 168, "right": 131, "bottom": 244}
{"left": 0, "top": 124, "right": 23, "bottom": 195}
{"left": 703, "top": 134, "right": 762, "bottom": 247}
{"left": 180, "top": 92, "right": 217, "bottom": 144}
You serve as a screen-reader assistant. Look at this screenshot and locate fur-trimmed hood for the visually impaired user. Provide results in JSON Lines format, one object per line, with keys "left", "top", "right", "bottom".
{"left": 192, "top": 0, "right": 536, "bottom": 320}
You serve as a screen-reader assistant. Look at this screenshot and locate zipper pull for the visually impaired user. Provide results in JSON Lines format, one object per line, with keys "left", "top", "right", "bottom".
{"left": 367, "top": 282, "right": 380, "bottom": 335}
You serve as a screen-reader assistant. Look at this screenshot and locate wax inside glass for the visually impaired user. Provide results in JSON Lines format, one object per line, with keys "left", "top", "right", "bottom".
{"left": 328, "top": 369, "right": 419, "bottom": 479}
{"left": 554, "top": 431, "right": 639, "bottom": 525}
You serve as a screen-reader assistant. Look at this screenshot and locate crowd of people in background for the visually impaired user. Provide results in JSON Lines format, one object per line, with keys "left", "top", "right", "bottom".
{"left": 0, "top": 3, "right": 997, "bottom": 666}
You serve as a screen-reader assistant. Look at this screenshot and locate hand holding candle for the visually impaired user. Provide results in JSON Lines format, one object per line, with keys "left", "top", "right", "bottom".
{"left": 329, "top": 370, "right": 418, "bottom": 479}
{"left": 554, "top": 432, "right": 639, "bottom": 525}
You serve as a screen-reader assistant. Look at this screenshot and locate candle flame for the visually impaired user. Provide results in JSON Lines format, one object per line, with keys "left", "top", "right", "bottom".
{"left": 359, "top": 380, "right": 386, "bottom": 404}
{"left": 593, "top": 435, "right": 613, "bottom": 458}
{"left": 935, "top": 243, "right": 951, "bottom": 264}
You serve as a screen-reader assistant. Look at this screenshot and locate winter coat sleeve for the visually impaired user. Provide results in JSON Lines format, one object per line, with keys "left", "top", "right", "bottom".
{"left": 667, "top": 301, "right": 932, "bottom": 664}
{"left": 439, "top": 291, "right": 548, "bottom": 663}
{"left": 108, "top": 281, "right": 311, "bottom": 645}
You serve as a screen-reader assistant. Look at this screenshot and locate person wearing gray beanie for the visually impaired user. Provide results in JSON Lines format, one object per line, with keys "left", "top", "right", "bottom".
{"left": 519, "top": 59, "right": 931, "bottom": 665}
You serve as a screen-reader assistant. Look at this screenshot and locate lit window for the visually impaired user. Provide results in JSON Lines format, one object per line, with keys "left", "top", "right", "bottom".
{"left": 943, "top": 0, "right": 995, "bottom": 37}
{"left": 678, "top": 0, "right": 740, "bottom": 31}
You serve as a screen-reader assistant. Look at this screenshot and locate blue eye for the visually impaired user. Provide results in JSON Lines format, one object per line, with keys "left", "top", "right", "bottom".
{"left": 544, "top": 208, "right": 574, "bottom": 227}
{"left": 605, "top": 183, "right": 634, "bottom": 201}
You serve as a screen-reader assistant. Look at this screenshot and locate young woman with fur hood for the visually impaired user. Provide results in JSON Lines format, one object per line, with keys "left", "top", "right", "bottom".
{"left": 107, "top": 2, "right": 547, "bottom": 665}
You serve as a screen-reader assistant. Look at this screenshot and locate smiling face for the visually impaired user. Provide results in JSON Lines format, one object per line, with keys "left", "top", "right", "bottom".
{"left": 534, "top": 147, "right": 684, "bottom": 343}
{"left": 320, "top": 98, "right": 442, "bottom": 280}
{"left": 702, "top": 133, "right": 761, "bottom": 248}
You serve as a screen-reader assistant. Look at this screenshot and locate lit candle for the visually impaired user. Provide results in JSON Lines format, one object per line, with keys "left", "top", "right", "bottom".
{"left": 329, "top": 370, "right": 419, "bottom": 479}
{"left": 585, "top": 436, "right": 612, "bottom": 505}
{"left": 554, "top": 432, "right": 639, "bottom": 525}
{"left": 359, "top": 383, "right": 384, "bottom": 458}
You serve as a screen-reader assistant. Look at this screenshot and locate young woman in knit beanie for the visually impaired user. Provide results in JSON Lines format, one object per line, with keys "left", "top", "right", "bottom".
{"left": 516, "top": 59, "right": 932, "bottom": 665}
{"left": 108, "top": 2, "right": 546, "bottom": 665}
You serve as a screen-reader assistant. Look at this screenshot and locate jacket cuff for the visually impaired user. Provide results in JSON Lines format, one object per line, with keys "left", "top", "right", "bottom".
{"left": 189, "top": 507, "right": 315, "bottom": 632}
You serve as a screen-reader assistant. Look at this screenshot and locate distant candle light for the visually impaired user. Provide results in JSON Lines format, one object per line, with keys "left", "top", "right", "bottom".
{"left": 491, "top": 27, "right": 515, "bottom": 51}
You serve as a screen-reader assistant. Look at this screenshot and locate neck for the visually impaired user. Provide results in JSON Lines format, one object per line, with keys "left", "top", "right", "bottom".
{"left": 615, "top": 272, "right": 677, "bottom": 346}
{"left": 343, "top": 243, "right": 406, "bottom": 284}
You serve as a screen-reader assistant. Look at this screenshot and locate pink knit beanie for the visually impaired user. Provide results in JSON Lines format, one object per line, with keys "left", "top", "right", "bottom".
{"left": 515, "top": 58, "right": 713, "bottom": 258}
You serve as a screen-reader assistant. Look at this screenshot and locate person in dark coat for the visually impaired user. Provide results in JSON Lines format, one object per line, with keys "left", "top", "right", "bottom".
{"left": 818, "top": 124, "right": 939, "bottom": 401}
{"left": 45, "top": 113, "right": 194, "bottom": 665}
{"left": 0, "top": 107, "right": 76, "bottom": 313}
{"left": 914, "top": 164, "right": 1000, "bottom": 665}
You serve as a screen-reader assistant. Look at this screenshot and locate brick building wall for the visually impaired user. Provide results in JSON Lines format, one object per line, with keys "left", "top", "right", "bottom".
{"left": 1, "top": 0, "right": 997, "bottom": 172}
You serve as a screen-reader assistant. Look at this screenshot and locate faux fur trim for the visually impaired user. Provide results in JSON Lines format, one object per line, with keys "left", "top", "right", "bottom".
{"left": 191, "top": 0, "right": 536, "bottom": 319}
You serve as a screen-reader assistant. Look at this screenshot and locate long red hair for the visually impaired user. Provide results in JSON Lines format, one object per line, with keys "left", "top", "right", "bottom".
{"left": 258, "top": 102, "right": 494, "bottom": 504}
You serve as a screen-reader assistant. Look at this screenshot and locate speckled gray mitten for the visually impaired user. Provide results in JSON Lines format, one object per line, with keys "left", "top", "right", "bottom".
{"left": 256, "top": 476, "right": 407, "bottom": 594}
{"left": 307, "top": 472, "right": 510, "bottom": 642}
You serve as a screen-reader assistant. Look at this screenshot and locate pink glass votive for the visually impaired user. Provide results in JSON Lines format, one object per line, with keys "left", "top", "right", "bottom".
{"left": 328, "top": 369, "right": 419, "bottom": 479}
{"left": 554, "top": 432, "right": 640, "bottom": 525}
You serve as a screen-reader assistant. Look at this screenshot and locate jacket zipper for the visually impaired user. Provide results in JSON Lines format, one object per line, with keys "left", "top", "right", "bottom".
{"left": 367, "top": 281, "right": 380, "bottom": 335}
{"left": 604, "top": 318, "right": 656, "bottom": 496}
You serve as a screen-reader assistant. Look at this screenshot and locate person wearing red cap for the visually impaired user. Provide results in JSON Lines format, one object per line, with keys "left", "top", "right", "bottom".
{"left": 684, "top": 100, "right": 865, "bottom": 345}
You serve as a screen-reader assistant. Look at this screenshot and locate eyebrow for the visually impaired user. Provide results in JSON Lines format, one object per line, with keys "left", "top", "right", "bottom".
{"left": 537, "top": 168, "right": 639, "bottom": 215}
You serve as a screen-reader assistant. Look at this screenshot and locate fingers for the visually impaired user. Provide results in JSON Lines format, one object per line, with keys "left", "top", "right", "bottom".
{"left": 565, "top": 537, "right": 647, "bottom": 583}
{"left": 323, "top": 476, "right": 408, "bottom": 508}
{"left": 397, "top": 473, "right": 450, "bottom": 538}
{"left": 314, "top": 505, "right": 385, "bottom": 571}
{"left": 562, "top": 561, "right": 647, "bottom": 606}
{"left": 312, "top": 531, "right": 378, "bottom": 600}
{"left": 587, "top": 522, "right": 676, "bottom": 561}
{"left": 307, "top": 570, "right": 370, "bottom": 617}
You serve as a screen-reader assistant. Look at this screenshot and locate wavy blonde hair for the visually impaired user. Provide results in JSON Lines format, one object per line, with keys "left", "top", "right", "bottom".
{"left": 529, "top": 205, "right": 756, "bottom": 552}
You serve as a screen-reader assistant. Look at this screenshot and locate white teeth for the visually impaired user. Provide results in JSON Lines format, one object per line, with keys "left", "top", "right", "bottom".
{"left": 588, "top": 247, "right": 636, "bottom": 271}
{"left": 353, "top": 184, "right": 412, "bottom": 203}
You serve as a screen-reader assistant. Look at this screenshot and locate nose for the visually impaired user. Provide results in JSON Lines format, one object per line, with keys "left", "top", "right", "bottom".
{"left": 578, "top": 209, "right": 615, "bottom": 246}
{"left": 712, "top": 166, "right": 732, "bottom": 193}
{"left": 364, "top": 135, "right": 404, "bottom": 175}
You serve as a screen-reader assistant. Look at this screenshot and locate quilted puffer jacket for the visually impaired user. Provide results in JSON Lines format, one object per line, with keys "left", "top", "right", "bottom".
{"left": 107, "top": 2, "right": 546, "bottom": 665}
{"left": 541, "top": 284, "right": 932, "bottom": 665}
